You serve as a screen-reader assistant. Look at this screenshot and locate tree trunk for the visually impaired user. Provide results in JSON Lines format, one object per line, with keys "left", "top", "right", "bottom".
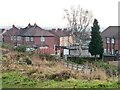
{"left": 100, "top": 54, "right": 102, "bottom": 59}
{"left": 78, "top": 40, "right": 82, "bottom": 57}
{"left": 78, "top": 45, "right": 82, "bottom": 56}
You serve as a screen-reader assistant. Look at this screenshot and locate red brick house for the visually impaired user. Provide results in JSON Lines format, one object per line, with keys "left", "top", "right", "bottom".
{"left": 3, "top": 24, "right": 91, "bottom": 57}
{"left": 3, "top": 23, "right": 59, "bottom": 54}
{"left": 102, "top": 26, "right": 120, "bottom": 55}
{"left": 49, "top": 28, "right": 73, "bottom": 46}
{"left": 3, "top": 25, "right": 20, "bottom": 45}
{"left": 0, "top": 29, "right": 6, "bottom": 42}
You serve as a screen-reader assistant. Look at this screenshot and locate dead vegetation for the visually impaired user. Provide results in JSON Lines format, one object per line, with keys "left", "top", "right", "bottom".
{"left": 1, "top": 50, "right": 113, "bottom": 82}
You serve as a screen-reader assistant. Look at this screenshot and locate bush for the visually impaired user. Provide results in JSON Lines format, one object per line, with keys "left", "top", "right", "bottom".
{"left": 39, "top": 53, "right": 56, "bottom": 61}
{"left": 49, "top": 71, "right": 72, "bottom": 81}
{"left": 15, "top": 45, "right": 26, "bottom": 52}
{"left": 94, "top": 61, "right": 118, "bottom": 77}
{"left": 67, "top": 57, "right": 92, "bottom": 64}
{"left": 2, "top": 43, "right": 14, "bottom": 50}
{"left": 18, "top": 56, "right": 32, "bottom": 65}
{"left": 24, "top": 56, "right": 32, "bottom": 65}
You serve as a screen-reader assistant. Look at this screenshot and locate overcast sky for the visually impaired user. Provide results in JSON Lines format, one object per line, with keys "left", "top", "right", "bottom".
{"left": 0, "top": 0, "right": 119, "bottom": 28}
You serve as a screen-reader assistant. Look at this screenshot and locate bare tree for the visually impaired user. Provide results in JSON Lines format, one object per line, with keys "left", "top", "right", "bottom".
{"left": 64, "top": 6, "right": 93, "bottom": 56}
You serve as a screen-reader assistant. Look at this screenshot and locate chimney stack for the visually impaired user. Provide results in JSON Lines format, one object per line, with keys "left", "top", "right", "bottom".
{"left": 34, "top": 23, "right": 37, "bottom": 27}
{"left": 28, "top": 23, "right": 31, "bottom": 28}
{"left": 52, "top": 28, "right": 56, "bottom": 31}
{"left": 57, "top": 28, "right": 62, "bottom": 31}
{"left": 12, "top": 25, "right": 15, "bottom": 28}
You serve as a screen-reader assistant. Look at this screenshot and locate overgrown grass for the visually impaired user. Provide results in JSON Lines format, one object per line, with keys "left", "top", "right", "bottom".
{"left": 2, "top": 43, "right": 14, "bottom": 50}
{"left": 2, "top": 47, "right": 120, "bottom": 88}
{"left": 2, "top": 71, "right": 119, "bottom": 88}
{"left": 2, "top": 71, "right": 38, "bottom": 88}
{"left": 39, "top": 53, "right": 56, "bottom": 61}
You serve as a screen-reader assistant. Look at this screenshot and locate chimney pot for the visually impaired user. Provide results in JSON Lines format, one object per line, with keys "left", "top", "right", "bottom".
{"left": 12, "top": 25, "right": 15, "bottom": 28}
{"left": 34, "top": 23, "right": 37, "bottom": 27}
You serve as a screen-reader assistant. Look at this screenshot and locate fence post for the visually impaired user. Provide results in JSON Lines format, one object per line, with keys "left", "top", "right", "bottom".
{"left": 76, "top": 64, "right": 78, "bottom": 71}
{"left": 72, "top": 63, "right": 73, "bottom": 70}
{"left": 90, "top": 67, "right": 92, "bottom": 75}
{"left": 67, "top": 61, "right": 69, "bottom": 67}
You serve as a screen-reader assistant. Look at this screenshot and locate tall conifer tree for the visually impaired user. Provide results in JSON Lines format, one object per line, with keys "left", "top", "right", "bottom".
{"left": 89, "top": 19, "right": 103, "bottom": 60}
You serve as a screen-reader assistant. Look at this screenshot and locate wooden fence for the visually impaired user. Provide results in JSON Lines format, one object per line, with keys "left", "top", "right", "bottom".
{"left": 63, "top": 61, "right": 118, "bottom": 79}
{"left": 63, "top": 61, "right": 94, "bottom": 74}
{"left": 34, "top": 48, "right": 54, "bottom": 54}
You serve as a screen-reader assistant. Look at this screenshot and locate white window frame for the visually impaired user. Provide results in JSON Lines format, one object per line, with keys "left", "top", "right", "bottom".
{"left": 11, "top": 36, "right": 16, "bottom": 41}
{"left": 30, "top": 37, "right": 34, "bottom": 41}
{"left": 11, "top": 36, "right": 13, "bottom": 40}
{"left": 25, "top": 37, "right": 30, "bottom": 41}
{"left": 14, "top": 36, "right": 17, "bottom": 41}
{"left": 111, "top": 38, "right": 115, "bottom": 44}
{"left": 106, "top": 37, "right": 110, "bottom": 44}
{"left": 17, "top": 36, "right": 21, "bottom": 41}
{"left": 41, "top": 37, "right": 45, "bottom": 42}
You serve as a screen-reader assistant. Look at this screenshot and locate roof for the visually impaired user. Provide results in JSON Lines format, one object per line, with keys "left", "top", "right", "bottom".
{"left": 49, "top": 28, "right": 70, "bottom": 37}
{"left": 102, "top": 26, "right": 120, "bottom": 38}
{"left": 16, "top": 24, "right": 34, "bottom": 36}
{"left": 3, "top": 24, "right": 55, "bottom": 37}
{"left": 22, "top": 24, "right": 55, "bottom": 37}
{"left": 3, "top": 25, "right": 20, "bottom": 36}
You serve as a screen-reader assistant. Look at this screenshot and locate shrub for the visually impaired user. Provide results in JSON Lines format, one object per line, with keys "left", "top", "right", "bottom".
{"left": 67, "top": 57, "right": 91, "bottom": 64}
{"left": 39, "top": 53, "right": 56, "bottom": 61}
{"left": 49, "top": 71, "right": 74, "bottom": 81}
{"left": 24, "top": 56, "right": 32, "bottom": 65}
{"left": 18, "top": 56, "right": 32, "bottom": 65}
{"left": 94, "top": 61, "right": 118, "bottom": 77}
{"left": 15, "top": 45, "right": 26, "bottom": 52}
{"left": 2, "top": 43, "right": 14, "bottom": 50}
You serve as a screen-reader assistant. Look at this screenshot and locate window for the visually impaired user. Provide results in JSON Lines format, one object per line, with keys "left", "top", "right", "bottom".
{"left": 41, "top": 37, "right": 45, "bottom": 42}
{"left": 106, "top": 37, "right": 110, "bottom": 44}
{"left": 25, "top": 37, "right": 29, "bottom": 41}
{"left": 104, "top": 49, "right": 106, "bottom": 53}
{"left": 111, "top": 49, "right": 114, "bottom": 54}
{"left": 11, "top": 36, "right": 13, "bottom": 40}
{"left": 11, "top": 36, "right": 16, "bottom": 40}
{"left": 30, "top": 37, "right": 34, "bottom": 41}
{"left": 111, "top": 38, "right": 115, "bottom": 44}
{"left": 17, "top": 36, "right": 21, "bottom": 41}
{"left": 14, "top": 36, "right": 17, "bottom": 40}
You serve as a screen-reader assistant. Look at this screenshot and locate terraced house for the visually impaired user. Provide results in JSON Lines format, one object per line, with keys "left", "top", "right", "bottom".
{"left": 3, "top": 23, "right": 91, "bottom": 56}
{"left": 3, "top": 23, "right": 73, "bottom": 54}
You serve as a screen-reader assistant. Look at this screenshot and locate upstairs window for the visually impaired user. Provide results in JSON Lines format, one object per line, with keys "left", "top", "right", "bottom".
{"left": 106, "top": 37, "right": 110, "bottom": 44}
{"left": 17, "top": 36, "right": 21, "bottom": 41}
{"left": 111, "top": 38, "right": 115, "bottom": 44}
{"left": 25, "top": 37, "right": 29, "bottom": 41}
{"left": 30, "top": 37, "right": 34, "bottom": 41}
{"left": 41, "top": 37, "right": 45, "bottom": 42}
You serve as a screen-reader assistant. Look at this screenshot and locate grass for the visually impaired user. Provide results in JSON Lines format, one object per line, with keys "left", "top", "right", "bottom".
{"left": 2, "top": 71, "right": 37, "bottom": 88}
{"left": 2, "top": 71, "right": 119, "bottom": 88}
{"left": 1, "top": 47, "right": 120, "bottom": 88}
